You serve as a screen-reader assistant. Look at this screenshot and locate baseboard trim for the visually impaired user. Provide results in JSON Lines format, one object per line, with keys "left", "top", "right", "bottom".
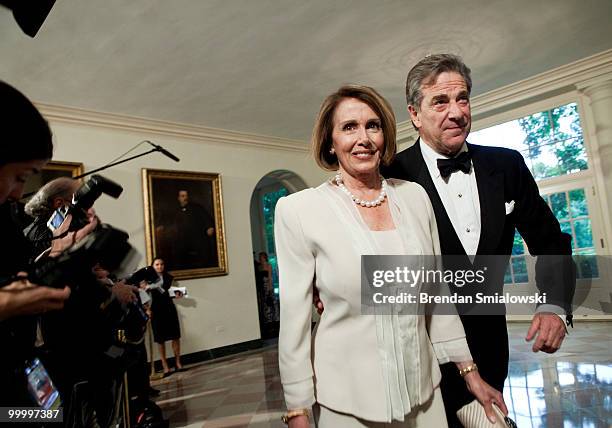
{"left": 152, "top": 338, "right": 264, "bottom": 371}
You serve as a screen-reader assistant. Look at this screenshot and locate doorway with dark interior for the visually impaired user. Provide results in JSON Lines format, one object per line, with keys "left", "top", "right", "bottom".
{"left": 249, "top": 170, "right": 307, "bottom": 340}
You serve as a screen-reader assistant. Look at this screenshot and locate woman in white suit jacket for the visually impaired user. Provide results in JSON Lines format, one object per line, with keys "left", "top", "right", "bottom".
{"left": 275, "top": 85, "right": 506, "bottom": 427}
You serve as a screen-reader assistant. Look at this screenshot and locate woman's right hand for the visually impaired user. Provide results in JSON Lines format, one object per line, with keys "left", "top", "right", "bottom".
{"left": 463, "top": 371, "right": 508, "bottom": 423}
{"left": 288, "top": 415, "right": 310, "bottom": 428}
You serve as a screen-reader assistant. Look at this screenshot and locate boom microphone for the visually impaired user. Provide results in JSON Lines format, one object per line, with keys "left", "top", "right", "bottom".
{"left": 145, "top": 140, "right": 180, "bottom": 162}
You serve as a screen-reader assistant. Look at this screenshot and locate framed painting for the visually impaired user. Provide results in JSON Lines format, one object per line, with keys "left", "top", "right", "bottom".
{"left": 24, "top": 160, "right": 84, "bottom": 195}
{"left": 142, "top": 168, "right": 228, "bottom": 279}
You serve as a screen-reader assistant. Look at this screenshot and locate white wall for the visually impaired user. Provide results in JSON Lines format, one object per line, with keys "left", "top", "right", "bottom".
{"left": 41, "top": 107, "right": 329, "bottom": 356}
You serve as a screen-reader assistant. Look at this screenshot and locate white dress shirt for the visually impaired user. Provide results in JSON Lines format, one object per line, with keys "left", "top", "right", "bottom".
{"left": 420, "top": 140, "right": 567, "bottom": 322}
{"left": 420, "top": 140, "right": 481, "bottom": 256}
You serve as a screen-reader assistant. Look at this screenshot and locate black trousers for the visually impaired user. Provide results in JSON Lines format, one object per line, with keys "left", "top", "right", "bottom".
{"left": 439, "top": 315, "right": 509, "bottom": 428}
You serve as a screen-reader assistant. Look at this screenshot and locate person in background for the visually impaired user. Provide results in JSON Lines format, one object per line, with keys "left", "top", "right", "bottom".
{"left": 148, "top": 257, "right": 184, "bottom": 376}
{"left": 258, "top": 251, "right": 279, "bottom": 322}
{"left": 93, "top": 263, "right": 160, "bottom": 399}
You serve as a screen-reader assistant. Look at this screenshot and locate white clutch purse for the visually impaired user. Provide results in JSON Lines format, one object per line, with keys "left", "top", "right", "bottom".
{"left": 456, "top": 400, "right": 517, "bottom": 427}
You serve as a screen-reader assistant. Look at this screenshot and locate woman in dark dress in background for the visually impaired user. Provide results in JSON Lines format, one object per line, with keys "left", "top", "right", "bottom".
{"left": 258, "top": 252, "right": 279, "bottom": 323}
{"left": 150, "top": 257, "right": 183, "bottom": 375}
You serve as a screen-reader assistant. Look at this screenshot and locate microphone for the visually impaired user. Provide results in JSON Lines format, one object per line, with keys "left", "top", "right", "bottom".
{"left": 145, "top": 140, "right": 180, "bottom": 162}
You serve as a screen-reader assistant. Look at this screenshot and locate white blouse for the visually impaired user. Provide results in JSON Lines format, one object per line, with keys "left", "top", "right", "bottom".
{"left": 275, "top": 179, "right": 473, "bottom": 422}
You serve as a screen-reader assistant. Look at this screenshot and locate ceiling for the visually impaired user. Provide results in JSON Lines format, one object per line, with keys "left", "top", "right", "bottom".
{"left": 1, "top": 0, "right": 611, "bottom": 142}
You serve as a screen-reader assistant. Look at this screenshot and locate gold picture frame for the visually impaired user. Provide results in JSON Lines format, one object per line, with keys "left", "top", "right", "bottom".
{"left": 24, "top": 160, "right": 84, "bottom": 195}
{"left": 142, "top": 168, "right": 228, "bottom": 280}
{"left": 19, "top": 160, "right": 85, "bottom": 230}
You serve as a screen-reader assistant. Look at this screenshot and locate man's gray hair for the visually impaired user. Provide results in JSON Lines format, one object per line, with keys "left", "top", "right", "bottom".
{"left": 24, "top": 177, "right": 77, "bottom": 217}
{"left": 405, "top": 53, "right": 472, "bottom": 111}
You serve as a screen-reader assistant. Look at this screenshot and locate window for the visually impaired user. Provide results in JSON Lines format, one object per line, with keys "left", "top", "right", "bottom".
{"left": 470, "top": 102, "right": 588, "bottom": 180}
{"left": 543, "top": 189, "right": 598, "bottom": 279}
{"left": 470, "top": 102, "right": 598, "bottom": 284}
{"left": 505, "top": 231, "right": 529, "bottom": 285}
{"left": 503, "top": 188, "right": 598, "bottom": 284}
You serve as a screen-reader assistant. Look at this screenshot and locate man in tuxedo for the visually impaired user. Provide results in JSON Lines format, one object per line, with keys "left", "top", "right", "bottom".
{"left": 382, "top": 54, "right": 575, "bottom": 426}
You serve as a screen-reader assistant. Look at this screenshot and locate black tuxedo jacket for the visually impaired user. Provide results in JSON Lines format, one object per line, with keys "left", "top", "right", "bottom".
{"left": 383, "top": 139, "right": 575, "bottom": 315}
{"left": 383, "top": 139, "right": 576, "bottom": 420}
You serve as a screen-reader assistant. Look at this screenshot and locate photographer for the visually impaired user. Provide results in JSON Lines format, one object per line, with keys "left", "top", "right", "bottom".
{"left": 30, "top": 188, "right": 143, "bottom": 428}
{"left": 23, "top": 177, "right": 79, "bottom": 258}
{"left": 93, "top": 263, "right": 161, "bottom": 401}
{"left": 0, "top": 80, "right": 70, "bottom": 408}
{"left": 1, "top": 81, "right": 157, "bottom": 428}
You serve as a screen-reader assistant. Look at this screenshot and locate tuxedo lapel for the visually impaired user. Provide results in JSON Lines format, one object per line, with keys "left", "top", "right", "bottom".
{"left": 469, "top": 144, "right": 506, "bottom": 254}
{"left": 403, "top": 140, "right": 465, "bottom": 255}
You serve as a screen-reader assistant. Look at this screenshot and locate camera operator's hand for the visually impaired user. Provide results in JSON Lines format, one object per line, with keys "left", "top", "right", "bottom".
{"left": 48, "top": 209, "right": 99, "bottom": 257}
{"left": 111, "top": 280, "right": 139, "bottom": 305}
{"left": 0, "top": 274, "right": 70, "bottom": 321}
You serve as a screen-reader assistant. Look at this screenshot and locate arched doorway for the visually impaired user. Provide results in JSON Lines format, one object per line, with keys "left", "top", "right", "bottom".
{"left": 250, "top": 170, "right": 308, "bottom": 340}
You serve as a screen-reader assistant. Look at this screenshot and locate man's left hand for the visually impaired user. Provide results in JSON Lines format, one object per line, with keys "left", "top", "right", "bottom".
{"left": 525, "top": 312, "right": 566, "bottom": 353}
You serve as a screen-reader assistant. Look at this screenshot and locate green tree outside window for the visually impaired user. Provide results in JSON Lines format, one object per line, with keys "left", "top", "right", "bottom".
{"left": 518, "top": 103, "right": 588, "bottom": 180}
{"left": 472, "top": 102, "right": 595, "bottom": 284}
{"left": 262, "top": 187, "right": 288, "bottom": 294}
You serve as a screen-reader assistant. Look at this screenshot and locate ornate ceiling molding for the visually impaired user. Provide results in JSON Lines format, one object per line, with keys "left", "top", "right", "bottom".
{"left": 36, "top": 103, "right": 310, "bottom": 153}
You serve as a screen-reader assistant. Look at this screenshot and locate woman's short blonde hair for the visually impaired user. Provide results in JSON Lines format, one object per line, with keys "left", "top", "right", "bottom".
{"left": 312, "top": 85, "right": 396, "bottom": 171}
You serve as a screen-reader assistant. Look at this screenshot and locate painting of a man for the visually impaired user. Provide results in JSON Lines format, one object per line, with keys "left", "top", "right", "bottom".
{"left": 143, "top": 169, "right": 227, "bottom": 279}
{"left": 169, "top": 189, "right": 218, "bottom": 269}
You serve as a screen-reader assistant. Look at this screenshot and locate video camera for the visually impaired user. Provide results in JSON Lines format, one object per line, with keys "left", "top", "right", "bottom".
{"left": 0, "top": 173, "right": 146, "bottom": 415}
{"left": 1, "top": 174, "right": 134, "bottom": 289}
{"left": 117, "top": 266, "right": 160, "bottom": 343}
{"left": 26, "top": 175, "right": 137, "bottom": 293}
{"left": 125, "top": 265, "right": 159, "bottom": 286}
{"left": 101, "top": 266, "right": 160, "bottom": 346}
{"left": 47, "top": 174, "right": 123, "bottom": 234}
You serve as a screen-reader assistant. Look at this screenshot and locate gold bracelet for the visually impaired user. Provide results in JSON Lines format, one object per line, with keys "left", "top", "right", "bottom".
{"left": 281, "top": 409, "right": 309, "bottom": 424}
{"left": 459, "top": 363, "right": 478, "bottom": 377}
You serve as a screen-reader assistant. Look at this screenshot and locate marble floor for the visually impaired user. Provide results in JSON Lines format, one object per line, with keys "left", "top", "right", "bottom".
{"left": 152, "top": 322, "right": 611, "bottom": 427}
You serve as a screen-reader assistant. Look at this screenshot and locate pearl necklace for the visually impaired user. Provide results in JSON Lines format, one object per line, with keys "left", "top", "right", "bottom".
{"left": 334, "top": 173, "right": 387, "bottom": 208}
